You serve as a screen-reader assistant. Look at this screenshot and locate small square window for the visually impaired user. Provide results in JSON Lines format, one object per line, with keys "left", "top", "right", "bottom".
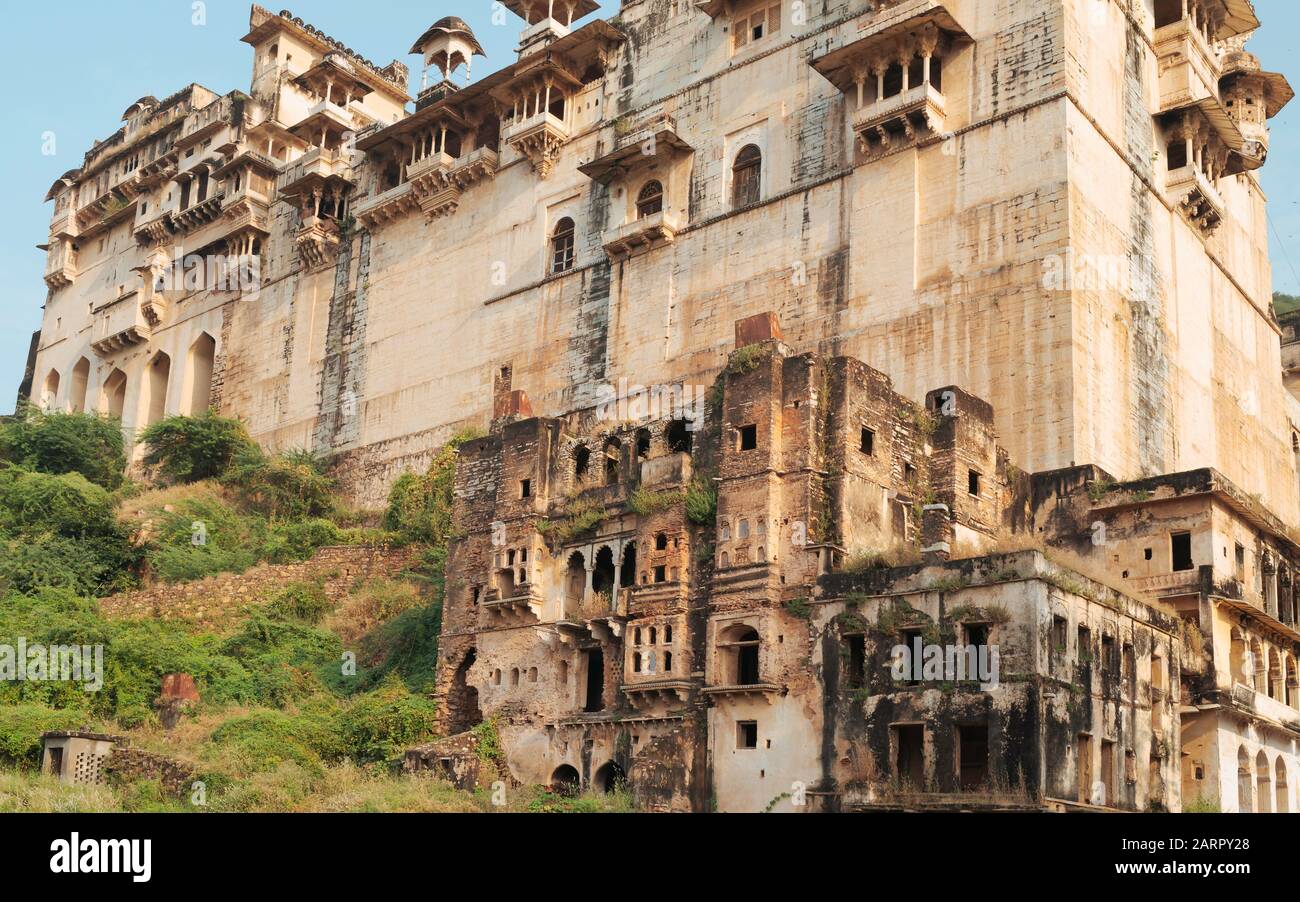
{"left": 860, "top": 427, "right": 874, "bottom": 456}
{"left": 737, "top": 721, "right": 758, "bottom": 749}
{"left": 739, "top": 424, "right": 757, "bottom": 451}
{"left": 1143, "top": 548, "right": 1153, "bottom": 561}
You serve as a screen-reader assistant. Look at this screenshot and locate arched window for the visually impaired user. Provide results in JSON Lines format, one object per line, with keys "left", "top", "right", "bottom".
{"left": 732, "top": 144, "right": 762, "bottom": 208}
{"left": 551, "top": 216, "right": 576, "bottom": 274}
{"left": 636, "top": 180, "right": 664, "bottom": 218}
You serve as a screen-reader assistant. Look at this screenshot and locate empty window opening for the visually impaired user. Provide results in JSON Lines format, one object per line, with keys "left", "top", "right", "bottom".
{"left": 739, "top": 424, "right": 757, "bottom": 451}
{"left": 1051, "top": 616, "right": 1067, "bottom": 661}
{"left": 963, "top": 623, "right": 989, "bottom": 650}
{"left": 520, "top": 479, "right": 531, "bottom": 498}
{"left": 860, "top": 427, "right": 874, "bottom": 456}
{"left": 573, "top": 444, "right": 591, "bottom": 482}
{"left": 1077, "top": 625, "right": 1092, "bottom": 664}
{"left": 1101, "top": 635, "right": 1117, "bottom": 675}
{"left": 1171, "top": 532, "right": 1193, "bottom": 572}
{"left": 663, "top": 651, "right": 672, "bottom": 672}
{"left": 721, "top": 625, "right": 762, "bottom": 685}
{"left": 958, "top": 723, "right": 989, "bottom": 791}
{"left": 620, "top": 542, "right": 637, "bottom": 589}
{"left": 846, "top": 634, "right": 865, "bottom": 689}
{"left": 603, "top": 437, "right": 621, "bottom": 485}
{"left": 737, "top": 720, "right": 758, "bottom": 749}
{"left": 635, "top": 428, "right": 652, "bottom": 459}
{"left": 667, "top": 420, "right": 693, "bottom": 454}
{"left": 664, "top": 624, "right": 672, "bottom": 643}
{"left": 653, "top": 565, "right": 667, "bottom": 583}
{"left": 582, "top": 648, "right": 605, "bottom": 712}
{"left": 592, "top": 546, "right": 616, "bottom": 600}
{"left": 968, "top": 470, "right": 981, "bottom": 496}
{"left": 894, "top": 724, "right": 924, "bottom": 790}
{"left": 655, "top": 532, "right": 669, "bottom": 551}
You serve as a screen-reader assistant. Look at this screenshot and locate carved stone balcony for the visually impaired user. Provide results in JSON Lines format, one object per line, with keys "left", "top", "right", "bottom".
{"left": 173, "top": 196, "right": 225, "bottom": 233}
{"left": 43, "top": 239, "right": 77, "bottom": 290}
{"left": 90, "top": 293, "right": 150, "bottom": 356}
{"left": 852, "top": 82, "right": 947, "bottom": 158}
{"left": 295, "top": 215, "right": 343, "bottom": 273}
{"left": 622, "top": 679, "right": 692, "bottom": 709}
{"left": 276, "top": 147, "right": 355, "bottom": 201}
{"left": 408, "top": 150, "right": 459, "bottom": 219}
{"left": 353, "top": 182, "right": 419, "bottom": 230}
{"left": 1155, "top": 18, "right": 1221, "bottom": 113}
{"left": 518, "top": 17, "right": 569, "bottom": 58}
{"left": 701, "top": 682, "right": 783, "bottom": 704}
{"left": 1166, "top": 164, "right": 1225, "bottom": 235}
{"left": 133, "top": 206, "right": 173, "bottom": 245}
{"left": 602, "top": 209, "right": 684, "bottom": 261}
{"left": 503, "top": 110, "right": 569, "bottom": 178}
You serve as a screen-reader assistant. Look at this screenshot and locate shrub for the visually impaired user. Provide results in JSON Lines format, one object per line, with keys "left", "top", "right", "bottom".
{"left": 338, "top": 676, "right": 439, "bottom": 763}
{"left": 684, "top": 476, "right": 718, "bottom": 525}
{"left": 260, "top": 518, "right": 343, "bottom": 564}
{"left": 384, "top": 428, "right": 483, "bottom": 543}
{"left": 0, "top": 465, "right": 121, "bottom": 542}
{"left": 223, "top": 446, "right": 335, "bottom": 521}
{"left": 138, "top": 412, "right": 254, "bottom": 484}
{"left": 0, "top": 704, "right": 87, "bottom": 768}
{"left": 0, "top": 405, "right": 126, "bottom": 490}
{"left": 208, "top": 708, "right": 345, "bottom": 776}
{"left": 266, "top": 581, "right": 333, "bottom": 626}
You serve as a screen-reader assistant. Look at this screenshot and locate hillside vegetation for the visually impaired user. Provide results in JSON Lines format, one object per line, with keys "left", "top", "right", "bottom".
{"left": 0, "top": 407, "right": 627, "bottom": 813}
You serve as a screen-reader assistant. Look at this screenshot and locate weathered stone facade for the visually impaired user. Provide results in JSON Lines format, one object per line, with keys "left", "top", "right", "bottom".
{"left": 27, "top": 1, "right": 1300, "bottom": 811}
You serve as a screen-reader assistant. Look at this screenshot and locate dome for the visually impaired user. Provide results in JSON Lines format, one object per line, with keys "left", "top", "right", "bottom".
{"left": 410, "top": 16, "right": 485, "bottom": 57}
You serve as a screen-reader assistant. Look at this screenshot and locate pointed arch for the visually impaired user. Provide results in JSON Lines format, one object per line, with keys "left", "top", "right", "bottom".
{"left": 100, "top": 368, "right": 128, "bottom": 419}
{"left": 141, "top": 351, "right": 172, "bottom": 427}
{"left": 181, "top": 332, "right": 216, "bottom": 415}
{"left": 69, "top": 357, "right": 91, "bottom": 413}
{"left": 40, "top": 368, "right": 61, "bottom": 410}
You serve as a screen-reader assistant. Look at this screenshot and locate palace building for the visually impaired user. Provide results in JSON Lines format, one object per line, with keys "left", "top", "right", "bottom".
{"left": 27, "top": 0, "right": 1300, "bottom": 811}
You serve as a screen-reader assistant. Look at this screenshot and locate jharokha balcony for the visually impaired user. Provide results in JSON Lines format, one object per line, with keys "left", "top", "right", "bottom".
{"left": 602, "top": 209, "right": 684, "bottom": 261}
{"left": 502, "top": 109, "right": 570, "bottom": 178}
{"left": 809, "top": 11, "right": 970, "bottom": 161}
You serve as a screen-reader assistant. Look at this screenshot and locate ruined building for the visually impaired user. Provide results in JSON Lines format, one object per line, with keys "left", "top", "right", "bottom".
{"left": 26, "top": 1, "right": 1300, "bottom": 810}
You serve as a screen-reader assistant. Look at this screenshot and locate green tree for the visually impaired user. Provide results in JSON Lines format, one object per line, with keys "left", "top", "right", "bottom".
{"left": 139, "top": 411, "right": 254, "bottom": 483}
{"left": 0, "top": 405, "right": 126, "bottom": 489}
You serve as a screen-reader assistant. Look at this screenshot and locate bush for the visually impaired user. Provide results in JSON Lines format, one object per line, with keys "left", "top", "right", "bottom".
{"left": 260, "top": 518, "right": 343, "bottom": 564}
{"left": 208, "top": 708, "right": 345, "bottom": 776}
{"left": 0, "top": 405, "right": 126, "bottom": 490}
{"left": 138, "top": 412, "right": 254, "bottom": 484}
{"left": 0, "top": 704, "right": 87, "bottom": 768}
{"left": 0, "top": 465, "right": 121, "bottom": 541}
{"left": 384, "top": 428, "right": 483, "bottom": 543}
{"left": 684, "top": 476, "right": 718, "bottom": 525}
{"left": 338, "top": 676, "right": 438, "bottom": 763}
{"left": 266, "top": 581, "right": 333, "bottom": 626}
{"left": 223, "top": 446, "right": 335, "bottom": 521}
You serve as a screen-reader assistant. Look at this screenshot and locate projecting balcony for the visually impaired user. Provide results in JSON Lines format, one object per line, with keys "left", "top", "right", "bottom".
{"left": 133, "top": 206, "right": 172, "bottom": 244}
{"left": 518, "top": 17, "right": 569, "bottom": 57}
{"left": 90, "top": 294, "right": 150, "bottom": 356}
{"left": 503, "top": 110, "right": 570, "bottom": 178}
{"left": 852, "top": 82, "right": 947, "bottom": 158}
{"left": 43, "top": 239, "right": 77, "bottom": 290}
{"left": 276, "top": 147, "right": 355, "bottom": 200}
{"left": 1165, "top": 164, "right": 1225, "bottom": 235}
{"left": 1155, "top": 18, "right": 1220, "bottom": 113}
{"left": 353, "top": 181, "right": 419, "bottom": 229}
{"left": 48, "top": 206, "right": 76, "bottom": 240}
{"left": 622, "top": 679, "right": 693, "bottom": 709}
{"left": 602, "top": 209, "right": 684, "bottom": 261}
{"left": 172, "top": 195, "right": 224, "bottom": 233}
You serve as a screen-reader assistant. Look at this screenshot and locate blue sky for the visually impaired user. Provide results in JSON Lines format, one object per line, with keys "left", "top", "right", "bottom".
{"left": 1, "top": 0, "right": 1296, "bottom": 409}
